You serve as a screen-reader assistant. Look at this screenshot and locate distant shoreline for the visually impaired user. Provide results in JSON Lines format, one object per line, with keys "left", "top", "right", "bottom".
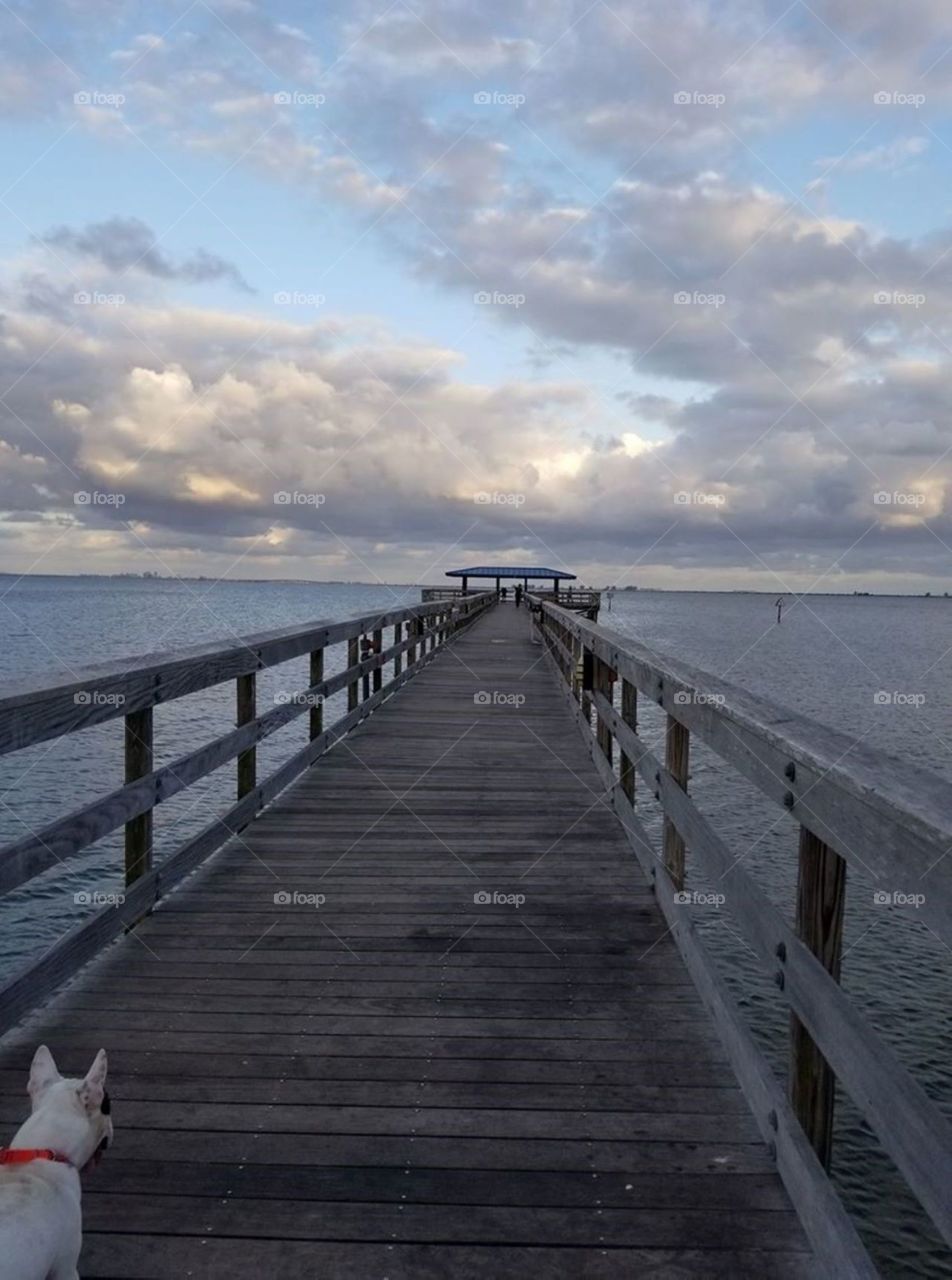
{"left": 0, "top": 572, "right": 947, "bottom": 598}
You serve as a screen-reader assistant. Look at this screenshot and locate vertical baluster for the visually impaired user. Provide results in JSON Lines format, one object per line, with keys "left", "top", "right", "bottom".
{"left": 619, "top": 679, "right": 637, "bottom": 806}
{"left": 361, "top": 635, "right": 371, "bottom": 702}
{"left": 372, "top": 628, "right": 383, "bottom": 692}
{"left": 662, "top": 715, "right": 689, "bottom": 890}
{"left": 580, "top": 644, "right": 593, "bottom": 727}
{"left": 309, "top": 648, "right": 324, "bottom": 740}
{"left": 348, "top": 637, "right": 359, "bottom": 711}
{"left": 790, "top": 827, "right": 846, "bottom": 1170}
{"left": 124, "top": 707, "right": 153, "bottom": 886}
{"left": 594, "top": 656, "right": 614, "bottom": 763}
{"left": 236, "top": 672, "right": 256, "bottom": 800}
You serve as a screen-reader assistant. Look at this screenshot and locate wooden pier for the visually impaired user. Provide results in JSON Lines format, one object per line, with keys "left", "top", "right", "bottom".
{"left": 0, "top": 595, "right": 950, "bottom": 1275}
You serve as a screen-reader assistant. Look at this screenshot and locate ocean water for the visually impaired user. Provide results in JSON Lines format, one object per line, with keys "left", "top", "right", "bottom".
{"left": 604, "top": 590, "right": 952, "bottom": 1279}
{"left": 0, "top": 576, "right": 403, "bottom": 966}
{"left": 1, "top": 577, "right": 950, "bottom": 1275}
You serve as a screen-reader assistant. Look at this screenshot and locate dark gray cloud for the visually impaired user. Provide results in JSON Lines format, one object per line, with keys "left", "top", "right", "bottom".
{"left": 40, "top": 218, "right": 255, "bottom": 292}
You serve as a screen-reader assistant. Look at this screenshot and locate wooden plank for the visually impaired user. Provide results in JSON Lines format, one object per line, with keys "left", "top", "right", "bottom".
{"left": 76, "top": 1237, "right": 816, "bottom": 1280}
{"left": 76, "top": 1193, "right": 811, "bottom": 1249}
{"left": 69, "top": 1161, "right": 794, "bottom": 1208}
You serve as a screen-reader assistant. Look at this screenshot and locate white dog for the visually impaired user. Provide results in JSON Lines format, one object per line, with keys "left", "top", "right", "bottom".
{"left": 0, "top": 1045, "right": 112, "bottom": 1280}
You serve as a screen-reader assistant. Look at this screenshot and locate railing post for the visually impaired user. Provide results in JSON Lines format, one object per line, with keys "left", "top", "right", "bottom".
{"left": 372, "top": 628, "right": 383, "bottom": 693}
{"left": 580, "top": 643, "right": 593, "bottom": 726}
{"left": 361, "top": 635, "right": 372, "bottom": 702}
{"left": 572, "top": 635, "right": 584, "bottom": 703}
{"left": 594, "top": 656, "right": 614, "bottom": 763}
{"left": 309, "top": 647, "right": 324, "bottom": 740}
{"left": 348, "top": 637, "right": 359, "bottom": 711}
{"left": 124, "top": 707, "right": 153, "bottom": 886}
{"left": 790, "top": 827, "right": 846, "bottom": 1171}
{"left": 408, "top": 618, "right": 418, "bottom": 666}
{"left": 393, "top": 622, "right": 402, "bottom": 677}
{"left": 236, "top": 672, "right": 256, "bottom": 800}
{"left": 619, "top": 679, "right": 637, "bottom": 805}
{"left": 662, "top": 715, "right": 689, "bottom": 890}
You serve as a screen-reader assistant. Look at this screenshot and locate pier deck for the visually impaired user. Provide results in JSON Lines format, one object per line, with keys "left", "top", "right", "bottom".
{"left": 0, "top": 604, "right": 813, "bottom": 1276}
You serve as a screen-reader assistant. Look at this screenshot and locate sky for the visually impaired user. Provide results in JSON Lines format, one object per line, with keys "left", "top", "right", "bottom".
{"left": 2, "top": 0, "right": 952, "bottom": 591}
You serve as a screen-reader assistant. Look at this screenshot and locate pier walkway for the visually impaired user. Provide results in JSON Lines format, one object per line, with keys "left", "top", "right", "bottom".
{"left": 0, "top": 603, "right": 815, "bottom": 1277}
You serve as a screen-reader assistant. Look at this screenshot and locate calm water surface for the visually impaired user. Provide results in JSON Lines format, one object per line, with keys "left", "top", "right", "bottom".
{"left": 1, "top": 578, "right": 950, "bottom": 1276}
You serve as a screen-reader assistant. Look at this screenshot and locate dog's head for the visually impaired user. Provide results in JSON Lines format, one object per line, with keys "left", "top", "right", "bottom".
{"left": 27, "top": 1046, "right": 113, "bottom": 1173}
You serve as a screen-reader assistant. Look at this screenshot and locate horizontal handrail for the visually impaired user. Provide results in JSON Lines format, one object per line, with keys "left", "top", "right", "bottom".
{"left": 0, "top": 592, "right": 496, "bottom": 1031}
{"left": 592, "top": 686, "right": 952, "bottom": 1245}
{"left": 531, "top": 596, "right": 952, "bottom": 1274}
{"left": 531, "top": 597, "right": 952, "bottom": 944}
{"left": 0, "top": 598, "right": 464, "bottom": 756}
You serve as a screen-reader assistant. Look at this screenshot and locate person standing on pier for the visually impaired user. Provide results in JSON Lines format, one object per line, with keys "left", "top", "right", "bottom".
{"left": 514, "top": 584, "right": 523, "bottom": 608}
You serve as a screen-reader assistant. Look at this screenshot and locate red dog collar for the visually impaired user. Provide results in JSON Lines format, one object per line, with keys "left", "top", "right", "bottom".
{"left": 0, "top": 1147, "right": 72, "bottom": 1166}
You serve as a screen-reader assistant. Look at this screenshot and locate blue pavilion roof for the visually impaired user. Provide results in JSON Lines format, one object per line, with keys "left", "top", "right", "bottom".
{"left": 446, "top": 566, "right": 577, "bottom": 580}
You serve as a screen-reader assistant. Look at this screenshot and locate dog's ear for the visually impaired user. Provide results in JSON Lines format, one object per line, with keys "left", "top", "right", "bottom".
{"left": 79, "top": 1049, "right": 108, "bottom": 1111}
{"left": 28, "top": 1044, "right": 61, "bottom": 1099}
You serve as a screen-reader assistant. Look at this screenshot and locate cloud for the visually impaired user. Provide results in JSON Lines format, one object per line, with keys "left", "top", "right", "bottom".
{"left": 40, "top": 218, "right": 255, "bottom": 292}
{"left": 819, "top": 136, "right": 929, "bottom": 173}
{"left": 2, "top": 1, "right": 952, "bottom": 589}
{"left": 0, "top": 263, "right": 949, "bottom": 589}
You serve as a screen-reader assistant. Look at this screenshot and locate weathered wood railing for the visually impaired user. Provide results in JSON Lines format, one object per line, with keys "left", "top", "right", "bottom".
{"left": 0, "top": 591, "right": 495, "bottom": 1030}
{"left": 531, "top": 595, "right": 952, "bottom": 1278}
{"left": 528, "top": 587, "right": 601, "bottom": 615}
